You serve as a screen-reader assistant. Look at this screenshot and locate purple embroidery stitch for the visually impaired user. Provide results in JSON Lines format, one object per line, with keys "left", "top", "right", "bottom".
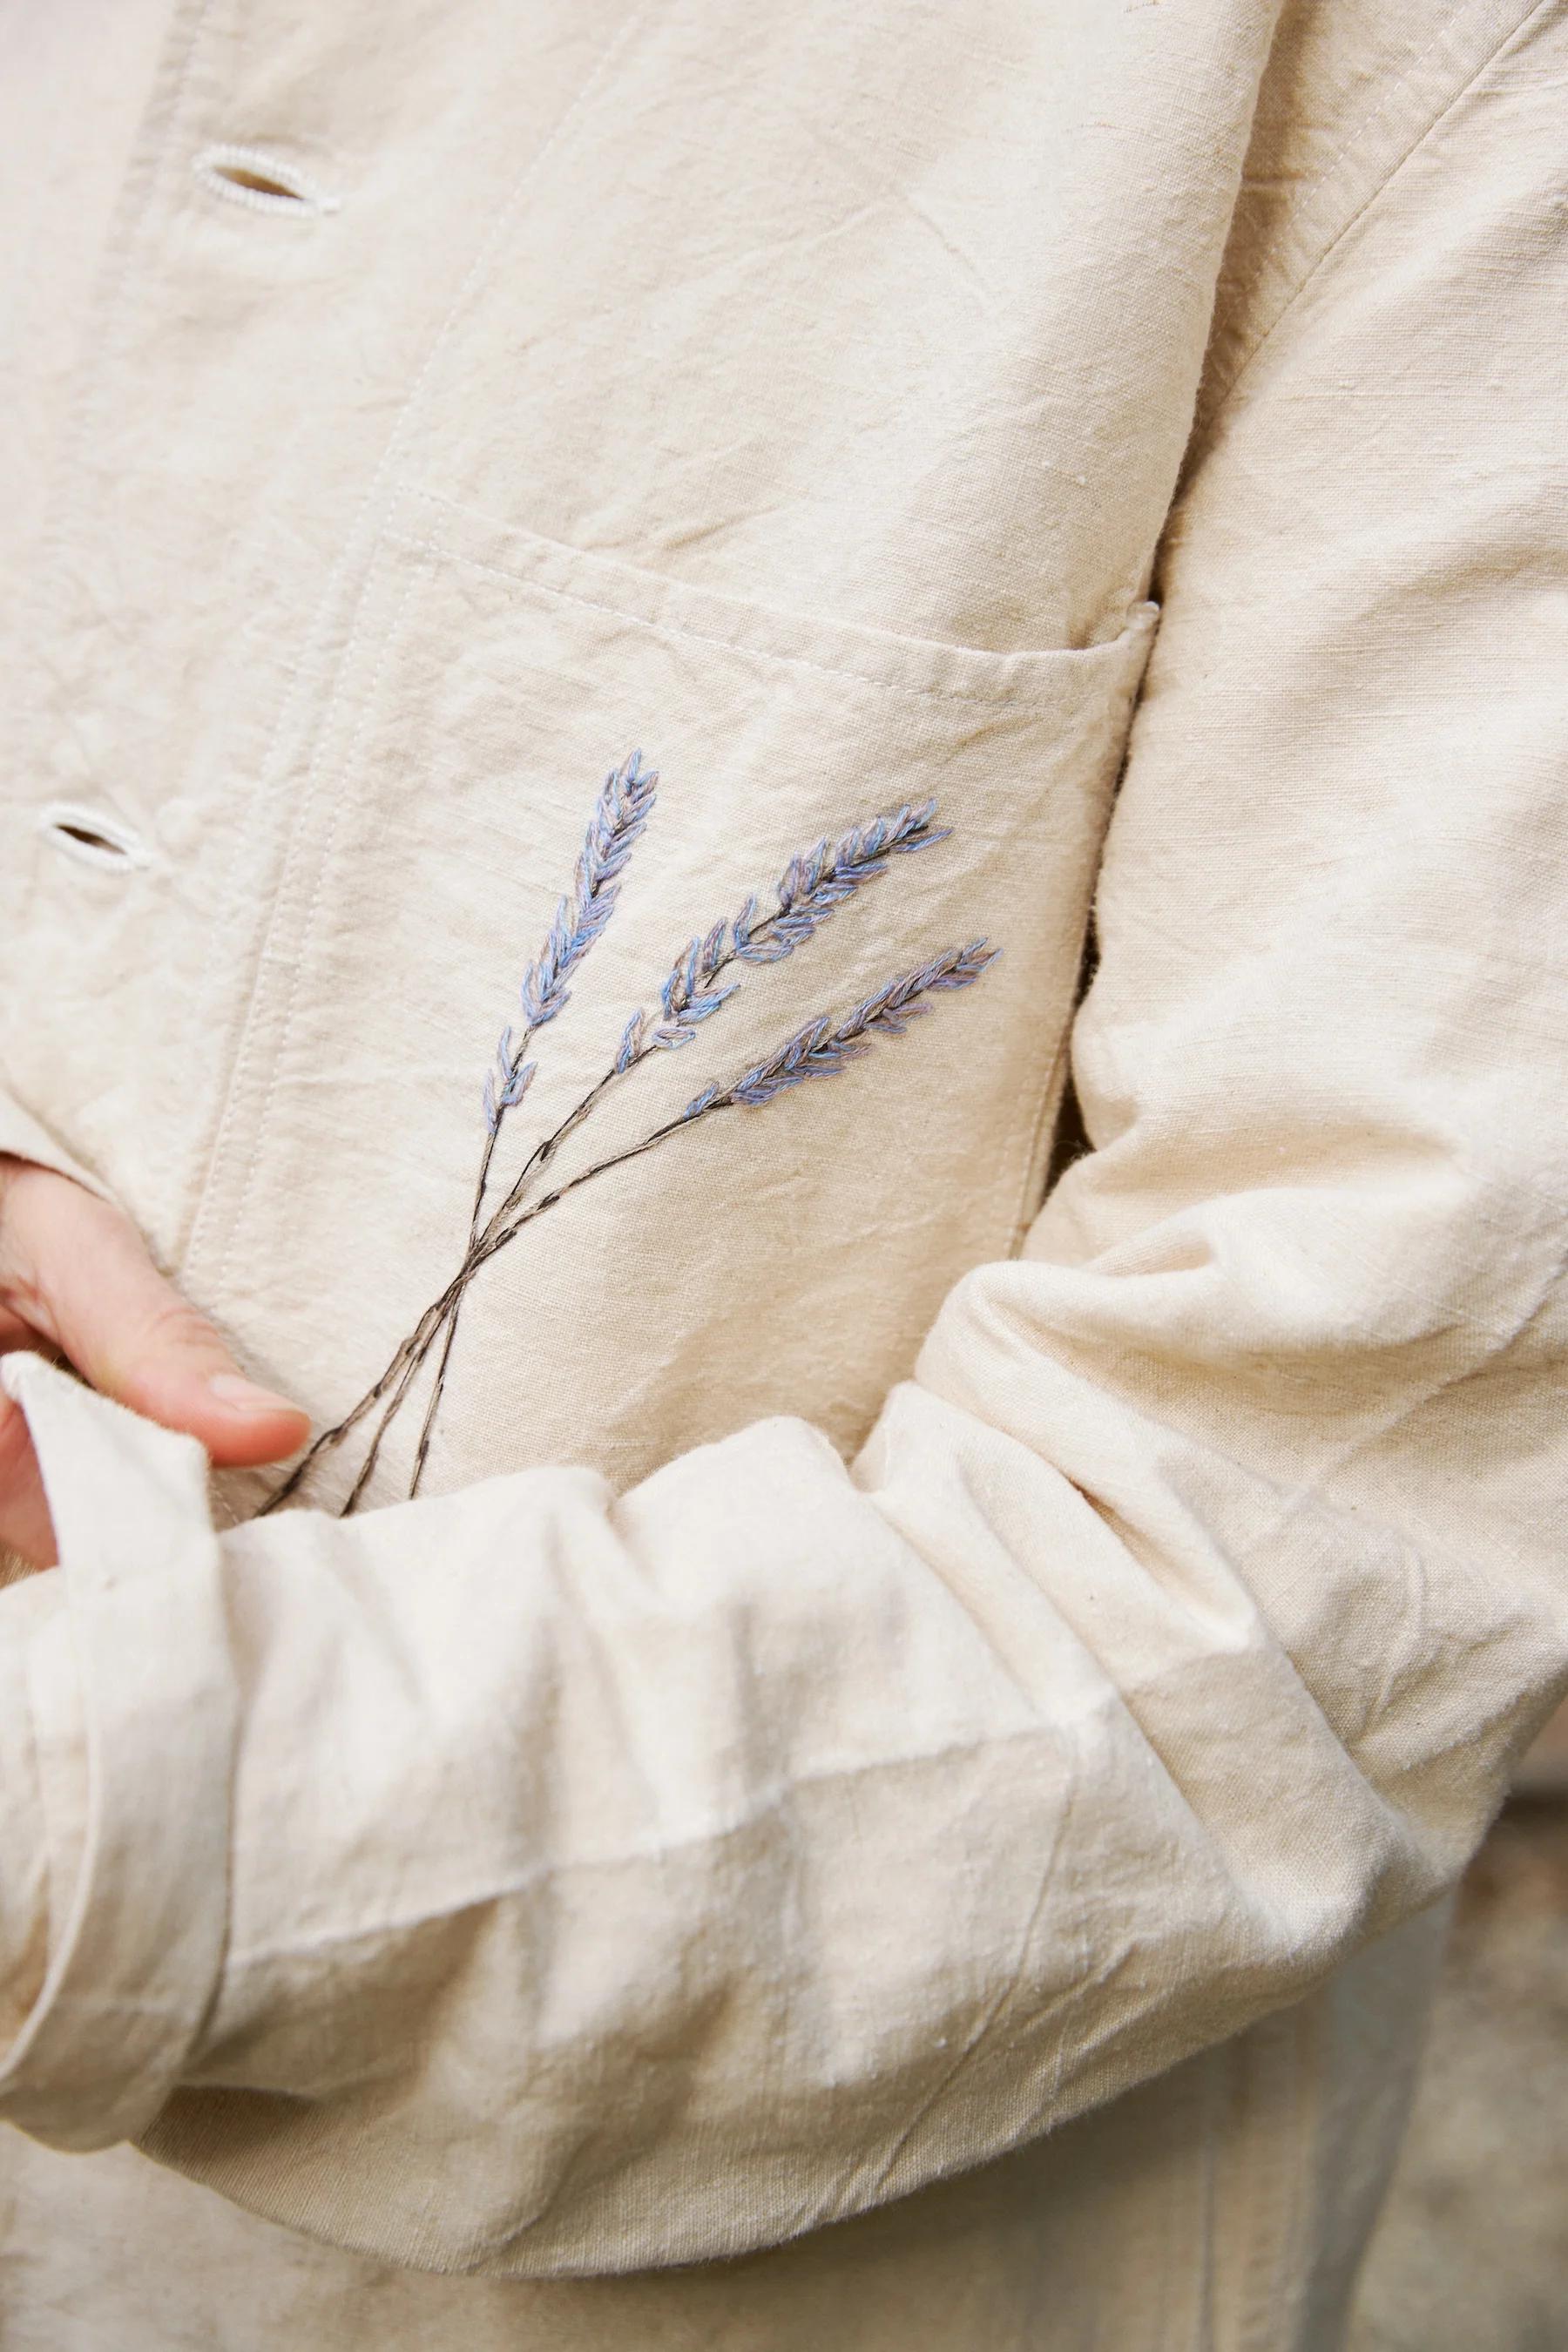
{"left": 258, "top": 760, "right": 997, "bottom": 1522}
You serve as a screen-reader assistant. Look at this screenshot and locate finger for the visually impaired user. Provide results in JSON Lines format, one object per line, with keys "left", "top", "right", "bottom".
{"left": 0, "top": 1301, "right": 36, "bottom": 1352}
{"left": 0, "top": 1164, "right": 310, "bottom": 1467}
{"left": 0, "top": 1380, "right": 57, "bottom": 1569}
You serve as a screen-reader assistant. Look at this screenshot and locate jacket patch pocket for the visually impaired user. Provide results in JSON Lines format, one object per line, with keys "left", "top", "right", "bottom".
{"left": 202, "top": 490, "right": 1156, "bottom": 1520}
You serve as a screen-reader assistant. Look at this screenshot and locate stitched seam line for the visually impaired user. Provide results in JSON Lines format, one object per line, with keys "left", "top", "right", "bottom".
{"left": 406, "top": 483, "right": 1149, "bottom": 680}
{"left": 1004, "top": 1030, "right": 1075, "bottom": 1254}
{"left": 16, "top": 0, "right": 217, "bottom": 966}
{"left": 182, "top": 6, "right": 657, "bottom": 1300}
{"left": 383, "top": 526, "right": 1098, "bottom": 709}
{"left": 207, "top": 554, "right": 428, "bottom": 1302}
{"left": 1195, "top": 0, "right": 1552, "bottom": 451}
{"left": 1235, "top": 2007, "right": 1313, "bottom": 2352}
{"left": 13, "top": 1636, "right": 51, "bottom": 2038}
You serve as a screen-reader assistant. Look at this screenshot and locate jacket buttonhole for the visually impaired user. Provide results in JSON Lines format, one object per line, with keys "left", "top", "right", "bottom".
{"left": 37, "top": 801, "right": 152, "bottom": 874}
{"left": 193, "top": 144, "right": 342, "bottom": 218}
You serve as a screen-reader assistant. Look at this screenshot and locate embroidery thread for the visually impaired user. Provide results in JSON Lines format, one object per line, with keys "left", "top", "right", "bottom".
{"left": 259, "top": 755, "right": 999, "bottom": 1517}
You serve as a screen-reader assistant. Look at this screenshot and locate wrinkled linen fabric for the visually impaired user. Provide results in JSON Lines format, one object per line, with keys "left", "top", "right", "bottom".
{"left": 2, "top": 0, "right": 1566, "bottom": 2344}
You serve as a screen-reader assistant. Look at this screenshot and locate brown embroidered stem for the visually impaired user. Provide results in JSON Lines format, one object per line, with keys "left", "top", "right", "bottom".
{"left": 258, "top": 790, "right": 976, "bottom": 1520}
{"left": 256, "top": 1287, "right": 458, "bottom": 1514}
{"left": 338, "top": 1315, "right": 439, "bottom": 1513}
{"left": 403, "top": 1124, "right": 510, "bottom": 1501}
{"left": 401, "top": 891, "right": 801, "bottom": 1494}
{"left": 404, "top": 1054, "right": 649, "bottom": 1498}
{"left": 344, "top": 814, "right": 950, "bottom": 1501}
{"left": 338, "top": 1100, "right": 724, "bottom": 1517}
{"left": 260, "top": 1062, "right": 638, "bottom": 1515}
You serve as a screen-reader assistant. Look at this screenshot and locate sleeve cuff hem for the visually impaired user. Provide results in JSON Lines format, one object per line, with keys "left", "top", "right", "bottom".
{"left": 0, "top": 1352, "right": 237, "bottom": 2148}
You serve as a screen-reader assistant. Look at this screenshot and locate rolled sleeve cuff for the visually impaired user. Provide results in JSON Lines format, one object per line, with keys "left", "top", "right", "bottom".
{"left": 0, "top": 1352, "right": 236, "bottom": 2150}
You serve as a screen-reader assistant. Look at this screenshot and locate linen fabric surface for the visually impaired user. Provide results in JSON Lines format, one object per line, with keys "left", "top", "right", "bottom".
{"left": 1, "top": 0, "right": 1565, "bottom": 2344}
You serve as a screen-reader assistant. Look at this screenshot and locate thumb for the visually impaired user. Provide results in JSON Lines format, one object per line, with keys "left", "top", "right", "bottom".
{"left": 0, "top": 1160, "right": 310, "bottom": 1468}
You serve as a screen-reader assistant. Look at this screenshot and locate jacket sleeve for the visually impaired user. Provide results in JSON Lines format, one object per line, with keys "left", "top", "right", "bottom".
{"left": 0, "top": 1099, "right": 119, "bottom": 1587}
{"left": 2, "top": 19, "right": 1566, "bottom": 2277}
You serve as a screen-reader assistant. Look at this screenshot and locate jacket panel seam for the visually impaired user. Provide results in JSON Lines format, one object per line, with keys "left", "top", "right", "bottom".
{"left": 179, "top": 7, "right": 658, "bottom": 1301}
{"left": 1191, "top": 0, "right": 1553, "bottom": 458}
{"left": 383, "top": 527, "right": 1117, "bottom": 711}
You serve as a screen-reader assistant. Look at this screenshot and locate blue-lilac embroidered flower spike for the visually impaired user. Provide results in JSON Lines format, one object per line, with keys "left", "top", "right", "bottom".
{"left": 681, "top": 938, "right": 1000, "bottom": 1119}
{"left": 486, "top": 747, "right": 658, "bottom": 1132}
{"left": 482, "top": 1024, "right": 537, "bottom": 1138}
{"left": 616, "top": 797, "right": 952, "bottom": 1068}
{"left": 261, "top": 764, "right": 997, "bottom": 1524}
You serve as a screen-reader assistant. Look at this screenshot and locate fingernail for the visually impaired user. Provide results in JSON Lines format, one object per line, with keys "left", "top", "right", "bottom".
{"left": 207, "top": 1372, "right": 307, "bottom": 1418}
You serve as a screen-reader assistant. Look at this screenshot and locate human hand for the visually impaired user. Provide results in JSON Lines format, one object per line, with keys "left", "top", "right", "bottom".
{"left": 0, "top": 1155, "right": 309, "bottom": 1568}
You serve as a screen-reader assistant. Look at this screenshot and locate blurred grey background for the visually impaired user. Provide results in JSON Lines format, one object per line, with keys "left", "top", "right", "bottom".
{"left": 1348, "top": 1705, "right": 1568, "bottom": 2351}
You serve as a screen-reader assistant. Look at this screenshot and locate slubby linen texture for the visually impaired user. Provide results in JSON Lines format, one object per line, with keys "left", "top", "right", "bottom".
{"left": 0, "top": 0, "right": 1565, "bottom": 2345}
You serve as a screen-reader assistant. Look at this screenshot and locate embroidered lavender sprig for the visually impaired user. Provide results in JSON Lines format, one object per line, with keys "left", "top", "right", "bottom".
{"left": 517, "top": 750, "right": 658, "bottom": 1030}
{"left": 264, "top": 749, "right": 656, "bottom": 1517}
{"left": 471, "top": 744, "right": 656, "bottom": 1264}
{"left": 614, "top": 797, "right": 951, "bottom": 1066}
{"left": 680, "top": 940, "right": 1000, "bottom": 1118}
{"left": 260, "top": 777, "right": 988, "bottom": 1520}
{"left": 481, "top": 747, "right": 657, "bottom": 1147}
{"left": 736, "top": 800, "right": 954, "bottom": 956}
{"left": 338, "top": 936, "right": 1002, "bottom": 1517}
{"left": 458, "top": 796, "right": 955, "bottom": 1262}
{"left": 431, "top": 748, "right": 657, "bottom": 1479}
{"left": 403, "top": 811, "right": 945, "bottom": 1493}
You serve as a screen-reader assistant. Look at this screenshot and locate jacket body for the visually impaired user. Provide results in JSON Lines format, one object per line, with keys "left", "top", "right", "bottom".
{"left": 1, "top": 1, "right": 1565, "bottom": 2344}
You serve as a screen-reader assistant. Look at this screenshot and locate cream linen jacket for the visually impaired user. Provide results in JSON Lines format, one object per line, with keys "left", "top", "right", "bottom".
{"left": 3, "top": 1, "right": 1566, "bottom": 2345}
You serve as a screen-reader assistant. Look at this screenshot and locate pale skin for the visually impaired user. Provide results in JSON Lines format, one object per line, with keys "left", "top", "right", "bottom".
{"left": 0, "top": 1154, "right": 309, "bottom": 1570}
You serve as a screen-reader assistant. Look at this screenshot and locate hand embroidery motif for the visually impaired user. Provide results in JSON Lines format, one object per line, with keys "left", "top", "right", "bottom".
{"left": 260, "top": 752, "right": 1000, "bottom": 1517}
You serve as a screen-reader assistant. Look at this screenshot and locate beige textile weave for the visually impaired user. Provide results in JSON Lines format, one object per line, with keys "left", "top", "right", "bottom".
{"left": 1, "top": 1, "right": 1565, "bottom": 2344}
